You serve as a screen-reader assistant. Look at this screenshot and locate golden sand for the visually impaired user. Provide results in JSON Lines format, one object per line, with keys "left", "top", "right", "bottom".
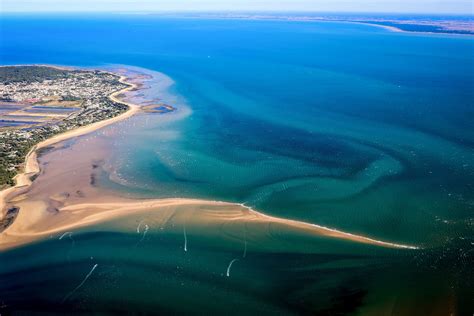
{"left": 0, "top": 197, "right": 419, "bottom": 250}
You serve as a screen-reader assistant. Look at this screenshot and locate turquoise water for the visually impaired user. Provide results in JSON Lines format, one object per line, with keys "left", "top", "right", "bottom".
{"left": 0, "top": 15, "right": 473, "bottom": 314}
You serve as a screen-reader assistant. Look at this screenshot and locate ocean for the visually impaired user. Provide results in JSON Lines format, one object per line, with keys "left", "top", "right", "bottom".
{"left": 0, "top": 14, "right": 473, "bottom": 314}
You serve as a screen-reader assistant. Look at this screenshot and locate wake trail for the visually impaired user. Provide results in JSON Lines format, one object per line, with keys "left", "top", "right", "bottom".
{"left": 183, "top": 224, "right": 187, "bottom": 252}
{"left": 136, "top": 219, "right": 145, "bottom": 233}
{"left": 134, "top": 224, "right": 149, "bottom": 247}
{"left": 226, "top": 259, "right": 239, "bottom": 277}
{"left": 59, "top": 232, "right": 73, "bottom": 240}
{"left": 58, "top": 232, "right": 75, "bottom": 261}
{"left": 62, "top": 264, "right": 98, "bottom": 303}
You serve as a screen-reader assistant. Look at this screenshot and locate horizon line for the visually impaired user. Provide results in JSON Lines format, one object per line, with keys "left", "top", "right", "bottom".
{"left": 1, "top": 10, "right": 472, "bottom": 16}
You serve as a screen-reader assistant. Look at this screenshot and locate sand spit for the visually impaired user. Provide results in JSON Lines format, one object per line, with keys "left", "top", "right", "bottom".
{"left": 0, "top": 197, "right": 419, "bottom": 251}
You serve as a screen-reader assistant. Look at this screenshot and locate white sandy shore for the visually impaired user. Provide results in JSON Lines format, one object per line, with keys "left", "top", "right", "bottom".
{"left": 349, "top": 21, "right": 403, "bottom": 33}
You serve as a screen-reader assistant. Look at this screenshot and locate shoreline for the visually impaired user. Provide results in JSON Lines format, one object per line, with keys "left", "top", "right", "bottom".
{"left": 172, "top": 15, "right": 473, "bottom": 37}
{"left": 0, "top": 69, "right": 140, "bottom": 223}
{"left": 347, "top": 21, "right": 403, "bottom": 33}
{"left": 350, "top": 21, "right": 474, "bottom": 37}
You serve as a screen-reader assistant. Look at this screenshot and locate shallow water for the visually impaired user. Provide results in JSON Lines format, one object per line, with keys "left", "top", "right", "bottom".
{"left": 0, "top": 15, "right": 473, "bottom": 314}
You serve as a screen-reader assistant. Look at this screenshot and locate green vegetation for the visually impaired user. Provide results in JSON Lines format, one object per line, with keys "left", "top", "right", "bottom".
{"left": 61, "top": 95, "right": 82, "bottom": 101}
{"left": 0, "top": 137, "right": 36, "bottom": 187}
{"left": 0, "top": 66, "right": 77, "bottom": 84}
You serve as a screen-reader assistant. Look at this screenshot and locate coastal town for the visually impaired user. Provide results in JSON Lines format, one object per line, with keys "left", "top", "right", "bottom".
{"left": 0, "top": 66, "right": 129, "bottom": 187}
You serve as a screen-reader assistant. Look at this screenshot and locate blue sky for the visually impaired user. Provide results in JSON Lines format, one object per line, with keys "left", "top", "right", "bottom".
{"left": 1, "top": 0, "right": 472, "bottom": 14}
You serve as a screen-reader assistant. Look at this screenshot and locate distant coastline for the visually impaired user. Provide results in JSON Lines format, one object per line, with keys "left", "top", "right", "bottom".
{"left": 352, "top": 20, "right": 474, "bottom": 35}
{"left": 169, "top": 13, "right": 474, "bottom": 36}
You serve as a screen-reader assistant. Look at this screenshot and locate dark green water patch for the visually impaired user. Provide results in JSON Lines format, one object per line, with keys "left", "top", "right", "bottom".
{"left": 0, "top": 230, "right": 470, "bottom": 315}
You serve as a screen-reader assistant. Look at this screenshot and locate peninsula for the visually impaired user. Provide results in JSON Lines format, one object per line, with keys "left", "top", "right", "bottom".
{"left": 0, "top": 66, "right": 131, "bottom": 187}
{"left": 0, "top": 65, "right": 140, "bottom": 231}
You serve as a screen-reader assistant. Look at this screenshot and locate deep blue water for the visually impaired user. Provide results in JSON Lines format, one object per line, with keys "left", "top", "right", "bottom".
{"left": 0, "top": 14, "right": 473, "bottom": 315}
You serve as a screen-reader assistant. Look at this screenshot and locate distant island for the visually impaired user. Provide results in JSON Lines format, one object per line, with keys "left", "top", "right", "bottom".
{"left": 0, "top": 66, "right": 131, "bottom": 187}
